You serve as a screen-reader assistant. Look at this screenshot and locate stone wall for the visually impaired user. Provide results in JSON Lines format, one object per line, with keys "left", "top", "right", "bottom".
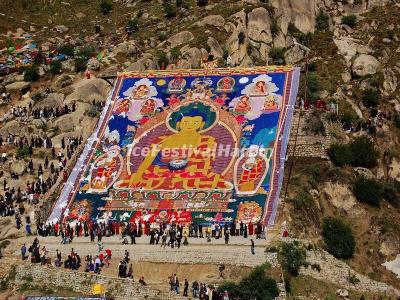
{"left": 301, "top": 249, "right": 400, "bottom": 296}
{"left": 15, "top": 264, "right": 185, "bottom": 300}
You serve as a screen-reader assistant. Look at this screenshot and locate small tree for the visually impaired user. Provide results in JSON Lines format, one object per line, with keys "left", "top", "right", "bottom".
{"left": 322, "top": 217, "right": 355, "bottom": 259}
{"left": 348, "top": 136, "right": 378, "bottom": 168}
{"left": 353, "top": 177, "right": 383, "bottom": 206}
{"left": 328, "top": 144, "right": 352, "bottom": 167}
{"left": 74, "top": 57, "right": 88, "bottom": 73}
{"left": 126, "top": 18, "right": 139, "bottom": 36}
{"left": 58, "top": 43, "right": 75, "bottom": 57}
{"left": 23, "top": 66, "right": 40, "bottom": 82}
{"left": 303, "top": 73, "right": 321, "bottom": 103}
{"left": 217, "top": 263, "right": 279, "bottom": 299}
{"left": 383, "top": 180, "right": 400, "bottom": 208}
{"left": 315, "top": 10, "right": 329, "bottom": 32}
{"left": 170, "top": 47, "right": 181, "bottom": 63}
{"left": 197, "top": 0, "right": 208, "bottom": 7}
{"left": 163, "top": 1, "right": 176, "bottom": 18}
{"left": 280, "top": 241, "right": 307, "bottom": 276}
{"left": 156, "top": 50, "right": 169, "bottom": 68}
{"left": 271, "top": 19, "right": 279, "bottom": 37}
{"left": 341, "top": 15, "right": 357, "bottom": 27}
{"left": 49, "top": 60, "right": 62, "bottom": 75}
{"left": 269, "top": 47, "right": 285, "bottom": 65}
{"left": 303, "top": 110, "right": 326, "bottom": 135}
{"left": 362, "top": 89, "right": 380, "bottom": 108}
{"left": 100, "top": 0, "right": 113, "bottom": 14}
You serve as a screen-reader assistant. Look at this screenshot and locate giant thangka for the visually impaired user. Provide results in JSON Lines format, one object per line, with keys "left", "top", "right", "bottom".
{"left": 48, "top": 67, "right": 300, "bottom": 225}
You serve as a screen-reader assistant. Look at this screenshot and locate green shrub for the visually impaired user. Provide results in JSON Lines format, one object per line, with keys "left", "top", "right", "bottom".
{"left": 31, "top": 92, "right": 45, "bottom": 102}
{"left": 49, "top": 59, "right": 62, "bottom": 75}
{"left": 176, "top": 0, "right": 183, "bottom": 6}
{"left": 163, "top": 1, "right": 176, "bottom": 18}
{"left": 353, "top": 177, "right": 383, "bottom": 206}
{"left": 269, "top": 47, "right": 285, "bottom": 65}
{"left": 328, "top": 136, "right": 378, "bottom": 168}
{"left": 280, "top": 241, "right": 307, "bottom": 276}
{"left": 23, "top": 66, "right": 39, "bottom": 82}
{"left": 170, "top": 47, "right": 181, "bottom": 63}
{"left": 17, "top": 146, "right": 30, "bottom": 158}
{"left": 348, "top": 136, "right": 378, "bottom": 168}
{"left": 341, "top": 14, "right": 357, "bottom": 27}
{"left": 156, "top": 50, "right": 169, "bottom": 68}
{"left": 348, "top": 273, "right": 360, "bottom": 284}
{"left": 303, "top": 110, "right": 326, "bottom": 135}
{"left": 77, "top": 46, "right": 94, "bottom": 60}
{"left": 288, "top": 22, "right": 301, "bottom": 35}
{"left": 316, "top": 10, "right": 329, "bottom": 32}
{"left": 217, "top": 263, "right": 279, "bottom": 299}
{"left": 86, "top": 105, "right": 99, "bottom": 117}
{"left": 322, "top": 217, "right": 355, "bottom": 259}
{"left": 127, "top": 18, "right": 139, "bottom": 33}
{"left": 395, "top": 113, "right": 400, "bottom": 129}
{"left": 362, "top": 89, "right": 380, "bottom": 108}
{"left": 197, "top": 0, "right": 208, "bottom": 6}
{"left": 100, "top": 0, "right": 113, "bottom": 14}
{"left": 328, "top": 144, "right": 352, "bottom": 167}
{"left": 74, "top": 57, "right": 88, "bottom": 73}
{"left": 271, "top": 19, "right": 279, "bottom": 37}
{"left": 302, "top": 73, "right": 320, "bottom": 103}
{"left": 383, "top": 180, "right": 400, "bottom": 208}
{"left": 58, "top": 43, "right": 75, "bottom": 57}
{"left": 298, "top": 32, "right": 314, "bottom": 47}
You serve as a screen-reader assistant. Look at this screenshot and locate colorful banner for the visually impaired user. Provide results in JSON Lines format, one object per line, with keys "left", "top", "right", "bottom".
{"left": 48, "top": 67, "right": 300, "bottom": 226}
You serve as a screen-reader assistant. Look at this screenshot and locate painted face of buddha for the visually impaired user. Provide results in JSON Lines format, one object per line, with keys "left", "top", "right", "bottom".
{"left": 176, "top": 116, "right": 205, "bottom": 132}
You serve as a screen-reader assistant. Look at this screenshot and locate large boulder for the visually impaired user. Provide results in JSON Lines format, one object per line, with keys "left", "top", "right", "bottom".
{"left": 334, "top": 37, "right": 374, "bottom": 66}
{"left": 323, "top": 183, "right": 357, "bottom": 211}
{"left": 382, "top": 68, "right": 397, "bottom": 96}
{"left": 33, "top": 93, "right": 65, "bottom": 109}
{"left": 247, "top": 7, "right": 272, "bottom": 45}
{"left": 271, "top": 0, "right": 317, "bottom": 33}
{"left": 168, "top": 31, "right": 194, "bottom": 48}
{"left": 284, "top": 44, "right": 305, "bottom": 64}
{"left": 111, "top": 40, "right": 138, "bottom": 57}
{"left": 54, "top": 114, "right": 75, "bottom": 133}
{"left": 54, "top": 25, "right": 69, "bottom": 33}
{"left": 125, "top": 53, "right": 157, "bottom": 71}
{"left": 2, "top": 73, "right": 24, "bottom": 85}
{"left": 10, "top": 160, "right": 26, "bottom": 175}
{"left": 197, "top": 15, "right": 225, "bottom": 28}
{"left": 52, "top": 74, "right": 74, "bottom": 89}
{"left": 207, "top": 37, "right": 224, "bottom": 58}
{"left": 65, "top": 78, "right": 111, "bottom": 104}
{"left": 0, "top": 120, "right": 30, "bottom": 137}
{"left": 226, "top": 11, "right": 252, "bottom": 66}
{"left": 352, "top": 54, "right": 381, "bottom": 77}
{"left": 178, "top": 47, "right": 202, "bottom": 68}
{"left": 5, "top": 81, "right": 30, "bottom": 93}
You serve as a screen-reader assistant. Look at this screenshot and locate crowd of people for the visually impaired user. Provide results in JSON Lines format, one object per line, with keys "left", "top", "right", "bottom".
{"left": 34, "top": 218, "right": 266, "bottom": 248}
{"left": 342, "top": 110, "right": 392, "bottom": 135}
{"left": 1, "top": 91, "right": 76, "bottom": 123}
{"left": 169, "top": 274, "right": 230, "bottom": 300}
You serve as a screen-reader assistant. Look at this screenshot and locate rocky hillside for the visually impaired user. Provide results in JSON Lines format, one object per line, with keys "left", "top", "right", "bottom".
{"left": 1, "top": 0, "right": 400, "bottom": 298}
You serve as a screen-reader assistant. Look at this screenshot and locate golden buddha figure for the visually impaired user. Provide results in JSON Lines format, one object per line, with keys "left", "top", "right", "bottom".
{"left": 118, "top": 102, "right": 231, "bottom": 191}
